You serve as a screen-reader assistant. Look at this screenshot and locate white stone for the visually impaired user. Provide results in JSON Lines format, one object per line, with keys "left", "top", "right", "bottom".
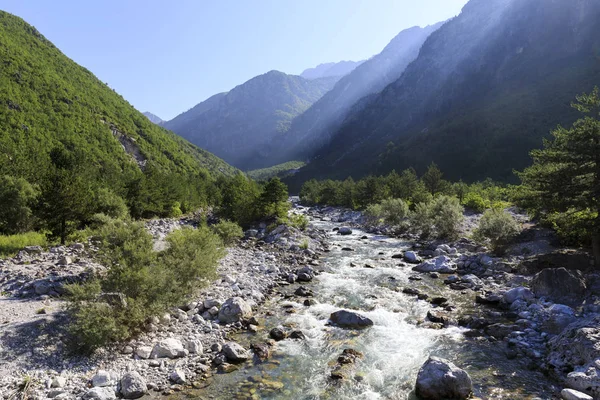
{"left": 135, "top": 346, "right": 153, "bottom": 359}
{"left": 561, "top": 388, "right": 593, "bottom": 400}
{"left": 91, "top": 370, "right": 114, "bottom": 387}
{"left": 151, "top": 338, "right": 185, "bottom": 359}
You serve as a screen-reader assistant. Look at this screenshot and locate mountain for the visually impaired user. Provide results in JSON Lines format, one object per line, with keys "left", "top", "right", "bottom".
{"left": 143, "top": 112, "right": 164, "bottom": 125}
{"left": 300, "top": 60, "right": 364, "bottom": 80}
{"left": 0, "top": 11, "right": 235, "bottom": 186}
{"left": 163, "top": 71, "right": 338, "bottom": 170}
{"left": 288, "top": 0, "right": 600, "bottom": 188}
{"left": 270, "top": 22, "right": 444, "bottom": 165}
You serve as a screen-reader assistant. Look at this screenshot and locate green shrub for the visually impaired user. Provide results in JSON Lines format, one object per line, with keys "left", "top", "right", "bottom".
{"left": 300, "top": 238, "right": 309, "bottom": 250}
{"left": 474, "top": 209, "right": 521, "bottom": 251}
{"left": 286, "top": 213, "right": 309, "bottom": 231}
{"left": 379, "top": 198, "right": 410, "bottom": 226}
{"left": 410, "top": 196, "right": 464, "bottom": 239}
{"left": 462, "top": 192, "right": 489, "bottom": 213}
{"left": 431, "top": 195, "right": 465, "bottom": 239}
{"left": 364, "top": 203, "right": 384, "bottom": 225}
{"left": 0, "top": 175, "right": 39, "bottom": 234}
{"left": 544, "top": 209, "right": 594, "bottom": 247}
{"left": 0, "top": 231, "right": 47, "bottom": 258}
{"left": 67, "top": 221, "right": 224, "bottom": 353}
{"left": 211, "top": 220, "right": 244, "bottom": 245}
{"left": 169, "top": 202, "right": 183, "bottom": 218}
{"left": 93, "top": 188, "right": 129, "bottom": 220}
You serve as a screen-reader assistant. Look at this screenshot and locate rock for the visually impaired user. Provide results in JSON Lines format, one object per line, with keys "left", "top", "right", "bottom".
{"left": 338, "top": 227, "right": 353, "bottom": 235}
{"left": 169, "top": 368, "right": 186, "bottom": 385}
{"left": 329, "top": 310, "right": 373, "bottom": 329}
{"left": 404, "top": 251, "right": 422, "bottom": 264}
{"left": 34, "top": 280, "right": 52, "bottom": 295}
{"left": 91, "top": 370, "right": 115, "bottom": 387}
{"left": 97, "top": 292, "right": 128, "bottom": 308}
{"left": 135, "top": 346, "right": 153, "bottom": 359}
{"left": 415, "top": 357, "right": 472, "bottom": 400}
{"left": 119, "top": 372, "right": 147, "bottom": 399}
{"left": 218, "top": 297, "right": 253, "bottom": 324}
{"left": 413, "top": 256, "right": 456, "bottom": 274}
{"left": 151, "top": 338, "right": 185, "bottom": 359}
{"left": 58, "top": 256, "right": 72, "bottom": 266}
{"left": 51, "top": 377, "right": 66, "bottom": 388}
{"left": 427, "top": 310, "right": 449, "bottom": 325}
{"left": 269, "top": 327, "right": 287, "bottom": 341}
{"left": 203, "top": 298, "right": 221, "bottom": 309}
{"left": 23, "top": 245, "right": 43, "bottom": 254}
{"left": 531, "top": 267, "right": 586, "bottom": 305}
{"left": 547, "top": 316, "right": 600, "bottom": 373}
{"left": 290, "top": 330, "right": 306, "bottom": 340}
{"left": 544, "top": 304, "right": 577, "bottom": 334}
{"left": 504, "top": 287, "right": 535, "bottom": 304}
{"left": 297, "top": 266, "right": 315, "bottom": 282}
{"left": 567, "top": 370, "right": 600, "bottom": 399}
{"left": 184, "top": 339, "right": 203, "bottom": 354}
{"left": 223, "top": 342, "right": 250, "bottom": 362}
{"left": 561, "top": 389, "right": 593, "bottom": 400}
{"left": 295, "top": 286, "right": 314, "bottom": 297}
{"left": 485, "top": 323, "right": 516, "bottom": 339}
{"left": 84, "top": 387, "right": 116, "bottom": 400}
{"left": 251, "top": 343, "right": 271, "bottom": 361}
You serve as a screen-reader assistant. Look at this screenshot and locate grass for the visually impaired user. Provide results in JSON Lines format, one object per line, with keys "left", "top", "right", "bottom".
{"left": 0, "top": 232, "right": 47, "bottom": 258}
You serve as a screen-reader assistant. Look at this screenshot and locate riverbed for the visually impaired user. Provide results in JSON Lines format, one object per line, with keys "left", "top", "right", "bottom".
{"left": 182, "top": 212, "right": 558, "bottom": 400}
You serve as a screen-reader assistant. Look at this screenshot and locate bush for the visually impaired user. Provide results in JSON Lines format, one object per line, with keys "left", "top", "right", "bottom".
{"left": 462, "top": 192, "right": 489, "bottom": 213}
{"left": 211, "top": 220, "right": 244, "bottom": 245}
{"left": 544, "top": 209, "right": 593, "bottom": 247}
{"left": 93, "top": 188, "right": 129, "bottom": 220}
{"left": 0, "top": 175, "right": 39, "bottom": 234}
{"left": 67, "top": 221, "right": 224, "bottom": 353}
{"left": 169, "top": 201, "right": 183, "bottom": 218}
{"left": 474, "top": 209, "right": 521, "bottom": 251}
{"left": 410, "top": 196, "right": 464, "bottom": 239}
{"left": 286, "top": 213, "right": 309, "bottom": 231}
{"left": 364, "top": 198, "right": 410, "bottom": 230}
{"left": 431, "top": 195, "right": 465, "bottom": 238}
{"left": 364, "top": 203, "right": 384, "bottom": 225}
{"left": 0, "top": 231, "right": 47, "bottom": 258}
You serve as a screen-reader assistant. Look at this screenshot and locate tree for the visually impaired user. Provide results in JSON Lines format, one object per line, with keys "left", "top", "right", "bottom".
{"left": 517, "top": 87, "right": 600, "bottom": 264}
{"left": 422, "top": 162, "right": 444, "bottom": 195}
{"left": 37, "top": 147, "right": 93, "bottom": 244}
{"left": 0, "top": 175, "right": 39, "bottom": 234}
{"left": 259, "top": 177, "right": 289, "bottom": 218}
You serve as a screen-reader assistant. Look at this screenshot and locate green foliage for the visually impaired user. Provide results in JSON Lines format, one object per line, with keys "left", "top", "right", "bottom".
{"left": 211, "top": 220, "right": 244, "bottom": 245}
{"left": 421, "top": 163, "right": 446, "bottom": 195}
{"left": 285, "top": 213, "right": 309, "bottom": 231}
{"left": 0, "top": 11, "right": 236, "bottom": 223}
{"left": 259, "top": 177, "right": 290, "bottom": 219}
{"left": 247, "top": 161, "right": 306, "bottom": 181}
{"left": 0, "top": 231, "right": 47, "bottom": 258}
{"left": 0, "top": 175, "right": 39, "bottom": 234}
{"left": 216, "top": 173, "right": 262, "bottom": 227}
{"left": 300, "top": 238, "right": 309, "bottom": 250}
{"left": 364, "top": 198, "right": 410, "bottom": 230}
{"left": 473, "top": 209, "right": 521, "bottom": 251}
{"left": 67, "top": 220, "right": 224, "bottom": 353}
{"left": 462, "top": 192, "right": 489, "bottom": 213}
{"left": 93, "top": 188, "right": 129, "bottom": 220}
{"left": 517, "top": 88, "right": 600, "bottom": 250}
{"left": 545, "top": 209, "right": 596, "bottom": 247}
{"left": 410, "top": 196, "right": 464, "bottom": 239}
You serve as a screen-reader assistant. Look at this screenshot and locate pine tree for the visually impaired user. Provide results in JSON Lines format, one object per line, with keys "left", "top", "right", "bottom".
{"left": 422, "top": 163, "right": 444, "bottom": 195}
{"left": 518, "top": 87, "right": 600, "bottom": 265}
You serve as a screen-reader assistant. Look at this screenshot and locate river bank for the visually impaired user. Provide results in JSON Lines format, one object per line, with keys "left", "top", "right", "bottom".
{"left": 1, "top": 204, "right": 599, "bottom": 400}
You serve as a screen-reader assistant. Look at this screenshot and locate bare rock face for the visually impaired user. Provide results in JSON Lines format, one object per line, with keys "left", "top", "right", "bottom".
{"left": 531, "top": 267, "right": 586, "bottom": 305}
{"left": 218, "top": 297, "right": 252, "bottom": 324}
{"left": 415, "top": 357, "right": 472, "bottom": 400}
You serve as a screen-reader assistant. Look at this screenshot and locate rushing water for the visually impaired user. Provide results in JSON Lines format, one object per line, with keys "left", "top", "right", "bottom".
{"left": 185, "top": 217, "right": 558, "bottom": 400}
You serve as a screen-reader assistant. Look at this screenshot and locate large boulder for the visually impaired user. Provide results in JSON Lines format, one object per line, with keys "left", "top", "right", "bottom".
{"left": 150, "top": 338, "right": 185, "bottom": 359}
{"left": 548, "top": 316, "right": 600, "bottom": 373}
{"left": 91, "top": 370, "right": 116, "bottom": 387}
{"left": 119, "top": 372, "right": 147, "bottom": 399}
{"left": 561, "top": 388, "right": 594, "bottom": 400}
{"left": 222, "top": 342, "right": 250, "bottom": 362}
{"left": 503, "top": 287, "right": 534, "bottom": 304}
{"left": 218, "top": 297, "right": 253, "bottom": 324}
{"left": 415, "top": 356, "right": 472, "bottom": 400}
{"left": 329, "top": 310, "right": 373, "bottom": 329}
{"left": 404, "top": 251, "right": 422, "bottom": 264}
{"left": 531, "top": 267, "right": 586, "bottom": 305}
{"left": 413, "top": 256, "right": 456, "bottom": 274}
{"left": 338, "top": 227, "right": 353, "bottom": 235}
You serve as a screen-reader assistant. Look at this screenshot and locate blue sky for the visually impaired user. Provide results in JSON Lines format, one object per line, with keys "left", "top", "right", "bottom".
{"left": 3, "top": 0, "right": 468, "bottom": 120}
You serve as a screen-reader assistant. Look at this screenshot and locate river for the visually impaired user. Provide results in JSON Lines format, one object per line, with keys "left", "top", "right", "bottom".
{"left": 183, "top": 211, "right": 558, "bottom": 399}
